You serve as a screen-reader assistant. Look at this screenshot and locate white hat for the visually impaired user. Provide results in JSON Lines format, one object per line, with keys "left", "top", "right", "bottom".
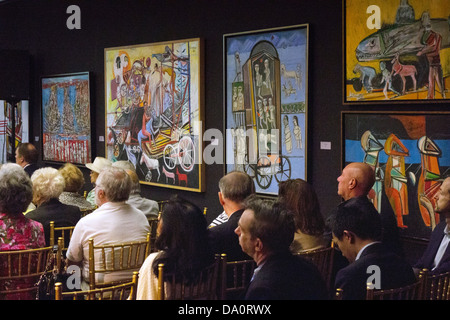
{"left": 85, "top": 157, "right": 112, "bottom": 173}
{"left": 112, "top": 160, "right": 135, "bottom": 171}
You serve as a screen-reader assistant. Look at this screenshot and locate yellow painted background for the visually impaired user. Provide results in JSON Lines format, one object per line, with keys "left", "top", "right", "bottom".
{"left": 345, "top": 0, "right": 450, "bottom": 79}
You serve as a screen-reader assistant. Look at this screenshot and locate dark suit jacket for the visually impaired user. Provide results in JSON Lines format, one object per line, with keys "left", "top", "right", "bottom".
{"left": 208, "top": 209, "right": 250, "bottom": 261}
{"left": 415, "top": 221, "right": 450, "bottom": 274}
{"left": 335, "top": 242, "right": 416, "bottom": 300}
{"left": 26, "top": 198, "right": 81, "bottom": 247}
{"left": 244, "top": 252, "right": 329, "bottom": 300}
{"left": 327, "top": 196, "right": 403, "bottom": 256}
{"left": 24, "top": 163, "right": 39, "bottom": 177}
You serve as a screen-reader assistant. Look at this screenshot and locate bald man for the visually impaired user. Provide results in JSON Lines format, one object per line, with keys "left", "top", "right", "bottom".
{"left": 337, "top": 162, "right": 375, "bottom": 201}
{"left": 328, "top": 162, "right": 402, "bottom": 256}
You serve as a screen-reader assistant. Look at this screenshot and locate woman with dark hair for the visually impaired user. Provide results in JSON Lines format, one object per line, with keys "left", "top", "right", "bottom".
{"left": 278, "top": 178, "right": 328, "bottom": 253}
{"left": 137, "top": 196, "right": 213, "bottom": 299}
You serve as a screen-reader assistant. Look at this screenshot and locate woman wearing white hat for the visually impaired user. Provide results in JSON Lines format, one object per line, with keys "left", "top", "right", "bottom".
{"left": 85, "top": 157, "right": 112, "bottom": 206}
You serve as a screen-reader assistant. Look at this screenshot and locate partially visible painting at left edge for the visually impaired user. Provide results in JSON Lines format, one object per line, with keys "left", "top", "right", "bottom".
{"left": 41, "top": 72, "right": 92, "bottom": 164}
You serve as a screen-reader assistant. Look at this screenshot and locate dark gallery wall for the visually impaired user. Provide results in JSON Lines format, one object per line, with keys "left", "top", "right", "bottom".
{"left": 0, "top": 0, "right": 444, "bottom": 259}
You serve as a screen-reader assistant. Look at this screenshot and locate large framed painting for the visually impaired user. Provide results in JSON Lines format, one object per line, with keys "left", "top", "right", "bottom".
{"left": 343, "top": 0, "right": 450, "bottom": 104}
{"left": 342, "top": 111, "right": 450, "bottom": 240}
{"left": 105, "top": 38, "right": 205, "bottom": 192}
{"left": 41, "top": 72, "right": 92, "bottom": 164}
{"left": 224, "top": 24, "right": 308, "bottom": 195}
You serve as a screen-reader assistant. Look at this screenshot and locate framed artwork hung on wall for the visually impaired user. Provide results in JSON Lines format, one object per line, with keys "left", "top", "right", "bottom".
{"left": 0, "top": 100, "right": 29, "bottom": 164}
{"left": 41, "top": 72, "right": 92, "bottom": 165}
{"left": 342, "top": 111, "right": 450, "bottom": 240}
{"left": 224, "top": 24, "right": 309, "bottom": 196}
{"left": 105, "top": 38, "right": 205, "bottom": 192}
{"left": 343, "top": 0, "right": 450, "bottom": 104}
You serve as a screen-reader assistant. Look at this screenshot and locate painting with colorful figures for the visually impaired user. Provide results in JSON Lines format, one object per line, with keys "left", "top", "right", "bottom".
{"left": 224, "top": 24, "right": 308, "bottom": 195}
{"left": 104, "top": 38, "right": 204, "bottom": 192}
{"left": 342, "top": 111, "right": 450, "bottom": 239}
{"left": 41, "top": 72, "right": 92, "bottom": 164}
{"left": 344, "top": 0, "right": 450, "bottom": 104}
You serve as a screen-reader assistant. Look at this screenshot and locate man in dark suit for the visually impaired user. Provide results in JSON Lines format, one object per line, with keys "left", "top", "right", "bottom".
{"left": 236, "top": 195, "right": 328, "bottom": 300}
{"left": 15, "top": 142, "right": 40, "bottom": 177}
{"left": 330, "top": 200, "right": 416, "bottom": 300}
{"left": 208, "top": 171, "right": 255, "bottom": 261}
{"left": 414, "top": 177, "right": 450, "bottom": 275}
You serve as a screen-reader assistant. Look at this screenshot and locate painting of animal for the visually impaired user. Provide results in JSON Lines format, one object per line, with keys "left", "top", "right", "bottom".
{"left": 176, "top": 167, "right": 188, "bottom": 186}
{"left": 280, "top": 63, "right": 302, "bottom": 91}
{"left": 140, "top": 151, "right": 160, "bottom": 181}
{"left": 391, "top": 52, "right": 417, "bottom": 95}
{"left": 162, "top": 167, "right": 175, "bottom": 184}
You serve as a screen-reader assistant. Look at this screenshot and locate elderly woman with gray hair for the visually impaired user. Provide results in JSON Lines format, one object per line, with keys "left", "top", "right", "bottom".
{"left": 0, "top": 163, "right": 46, "bottom": 300}
{"left": 0, "top": 163, "right": 45, "bottom": 251}
{"left": 26, "top": 167, "right": 81, "bottom": 247}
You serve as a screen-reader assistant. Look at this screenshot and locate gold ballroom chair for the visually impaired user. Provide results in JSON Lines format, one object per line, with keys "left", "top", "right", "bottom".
{"left": 0, "top": 246, "right": 53, "bottom": 299}
{"left": 88, "top": 233, "right": 150, "bottom": 289}
{"left": 366, "top": 269, "right": 427, "bottom": 300}
{"left": 296, "top": 243, "right": 336, "bottom": 290}
{"left": 49, "top": 221, "right": 76, "bottom": 253}
{"left": 218, "top": 253, "right": 256, "bottom": 300}
{"left": 420, "top": 269, "right": 450, "bottom": 300}
{"left": 157, "top": 256, "right": 220, "bottom": 300}
{"left": 55, "top": 271, "right": 139, "bottom": 300}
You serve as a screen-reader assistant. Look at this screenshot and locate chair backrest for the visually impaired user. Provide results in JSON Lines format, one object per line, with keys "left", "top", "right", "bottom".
{"left": 88, "top": 233, "right": 150, "bottom": 289}
{"left": 80, "top": 208, "right": 94, "bottom": 217}
{"left": 334, "top": 288, "right": 344, "bottom": 300}
{"left": 366, "top": 270, "right": 426, "bottom": 300}
{"left": 55, "top": 271, "right": 139, "bottom": 300}
{"left": 421, "top": 269, "right": 450, "bottom": 300}
{"left": 49, "top": 221, "right": 75, "bottom": 251}
{"left": 0, "top": 246, "right": 53, "bottom": 300}
{"left": 218, "top": 254, "right": 256, "bottom": 300}
{"left": 157, "top": 256, "right": 220, "bottom": 300}
{"left": 147, "top": 217, "right": 159, "bottom": 253}
{"left": 296, "top": 244, "right": 335, "bottom": 290}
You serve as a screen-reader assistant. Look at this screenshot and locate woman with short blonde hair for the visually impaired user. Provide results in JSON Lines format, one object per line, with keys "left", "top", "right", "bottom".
{"left": 26, "top": 167, "right": 82, "bottom": 246}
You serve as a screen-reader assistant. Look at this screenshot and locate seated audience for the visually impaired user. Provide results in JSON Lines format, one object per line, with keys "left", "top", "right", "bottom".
{"left": 330, "top": 199, "right": 416, "bottom": 300}
{"left": 58, "top": 163, "right": 95, "bottom": 211}
{"left": 137, "top": 196, "right": 213, "bottom": 300}
{"left": 125, "top": 169, "right": 159, "bottom": 218}
{"left": 85, "top": 156, "right": 112, "bottom": 206}
{"left": 15, "top": 142, "right": 40, "bottom": 177}
{"left": 278, "top": 178, "right": 328, "bottom": 253}
{"left": 0, "top": 163, "right": 45, "bottom": 300}
{"left": 414, "top": 176, "right": 450, "bottom": 275}
{"left": 235, "top": 195, "right": 329, "bottom": 300}
{"left": 26, "top": 167, "right": 81, "bottom": 246}
{"left": 66, "top": 166, "right": 150, "bottom": 289}
{"left": 329, "top": 162, "right": 402, "bottom": 256}
{"left": 208, "top": 171, "right": 255, "bottom": 261}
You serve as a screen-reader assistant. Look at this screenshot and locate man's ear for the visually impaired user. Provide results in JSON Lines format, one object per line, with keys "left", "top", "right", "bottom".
{"left": 343, "top": 230, "right": 355, "bottom": 244}
{"left": 348, "top": 178, "right": 357, "bottom": 190}
{"left": 218, "top": 191, "right": 225, "bottom": 206}
{"left": 255, "top": 238, "right": 264, "bottom": 252}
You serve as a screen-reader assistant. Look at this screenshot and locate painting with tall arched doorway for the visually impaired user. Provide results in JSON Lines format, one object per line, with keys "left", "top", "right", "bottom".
{"left": 224, "top": 24, "right": 308, "bottom": 195}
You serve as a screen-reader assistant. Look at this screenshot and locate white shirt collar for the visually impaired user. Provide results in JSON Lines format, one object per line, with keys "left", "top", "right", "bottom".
{"left": 355, "top": 241, "right": 381, "bottom": 261}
